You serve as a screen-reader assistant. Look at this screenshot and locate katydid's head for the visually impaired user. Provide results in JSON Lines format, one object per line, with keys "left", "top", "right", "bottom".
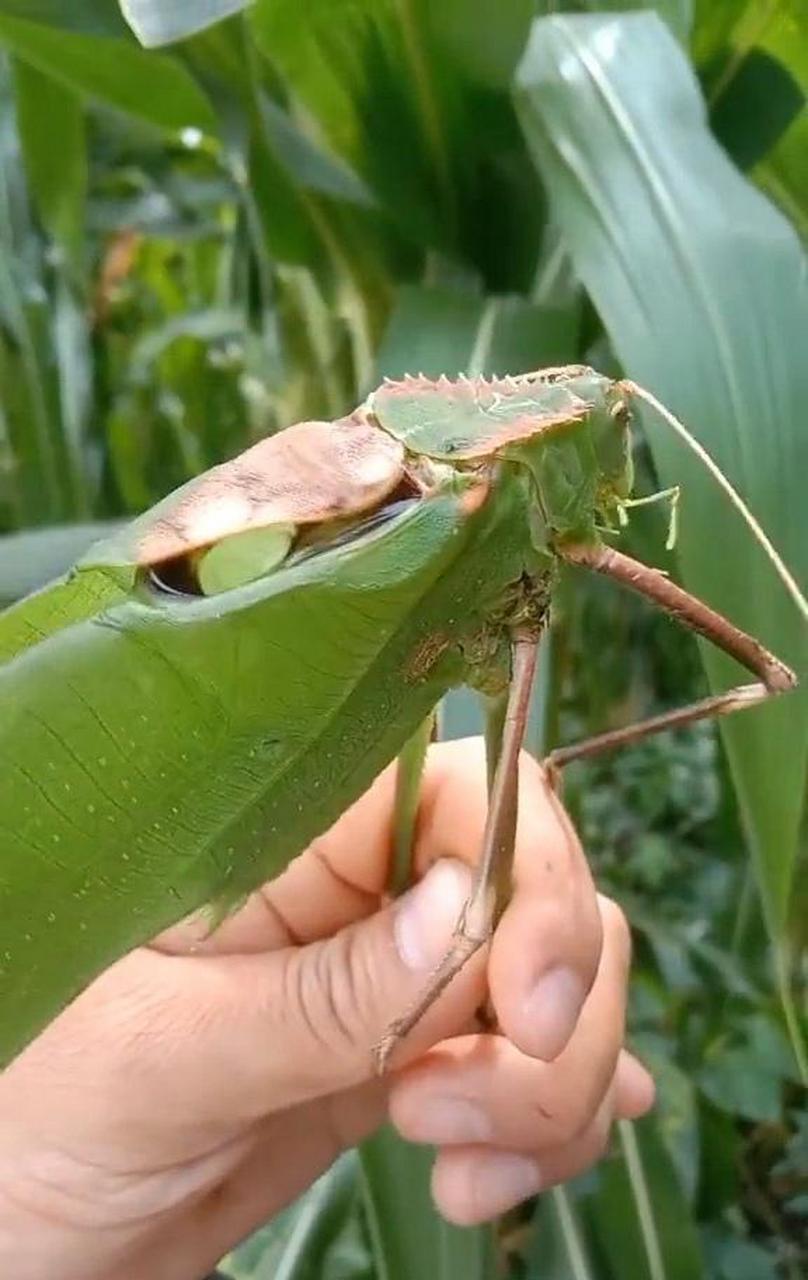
{"left": 590, "top": 386, "right": 634, "bottom": 504}
{"left": 514, "top": 371, "right": 633, "bottom": 545}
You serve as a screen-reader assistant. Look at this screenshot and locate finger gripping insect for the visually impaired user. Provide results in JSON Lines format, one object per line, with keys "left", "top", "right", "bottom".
{"left": 0, "top": 365, "right": 801, "bottom": 1070}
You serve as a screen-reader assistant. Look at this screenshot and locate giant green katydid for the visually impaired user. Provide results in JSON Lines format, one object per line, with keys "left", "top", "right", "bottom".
{"left": 0, "top": 366, "right": 803, "bottom": 1070}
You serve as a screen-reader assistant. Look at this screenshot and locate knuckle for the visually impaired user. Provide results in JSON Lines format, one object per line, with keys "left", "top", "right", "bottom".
{"left": 285, "top": 927, "right": 375, "bottom": 1059}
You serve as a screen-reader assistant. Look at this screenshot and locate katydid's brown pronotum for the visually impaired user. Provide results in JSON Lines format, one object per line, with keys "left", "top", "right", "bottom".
{"left": 0, "top": 367, "right": 802, "bottom": 1071}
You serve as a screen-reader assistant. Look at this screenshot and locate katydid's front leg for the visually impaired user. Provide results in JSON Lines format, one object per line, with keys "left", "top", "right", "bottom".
{"left": 542, "top": 542, "right": 796, "bottom": 778}
{"left": 374, "top": 630, "right": 539, "bottom": 1072}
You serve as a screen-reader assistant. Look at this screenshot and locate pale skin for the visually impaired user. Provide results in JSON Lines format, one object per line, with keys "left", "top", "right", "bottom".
{"left": 0, "top": 740, "right": 653, "bottom": 1279}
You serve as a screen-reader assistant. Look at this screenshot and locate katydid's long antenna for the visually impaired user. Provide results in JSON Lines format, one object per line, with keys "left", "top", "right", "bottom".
{"left": 623, "top": 380, "right": 808, "bottom": 625}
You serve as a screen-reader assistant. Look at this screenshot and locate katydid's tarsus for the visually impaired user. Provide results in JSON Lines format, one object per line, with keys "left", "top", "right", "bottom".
{"left": 0, "top": 366, "right": 801, "bottom": 1070}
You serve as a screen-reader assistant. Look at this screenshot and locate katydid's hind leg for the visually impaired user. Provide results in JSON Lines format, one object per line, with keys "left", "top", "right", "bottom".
{"left": 545, "top": 685, "right": 769, "bottom": 775}
{"left": 484, "top": 688, "right": 509, "bottom": 795}
{"left": 544, "top": 542, "right": 796, "bottom": 775}
{"left": 374, "top": 632, "right": 540, "bottom": 1073}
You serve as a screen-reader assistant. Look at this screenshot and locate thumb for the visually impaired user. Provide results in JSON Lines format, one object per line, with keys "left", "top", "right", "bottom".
{"left": 224, "top": 858, "right": 478, "bottom": 1111}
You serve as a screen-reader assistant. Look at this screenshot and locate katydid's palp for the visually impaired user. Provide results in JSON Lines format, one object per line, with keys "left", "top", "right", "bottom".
{"left": 0, "top": 366, "right": 801, "bottom": 1069}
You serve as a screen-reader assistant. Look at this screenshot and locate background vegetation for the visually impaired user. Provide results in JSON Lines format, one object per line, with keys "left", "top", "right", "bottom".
{"left": 0, "top": 1, "right": 805, "bottom": 1277}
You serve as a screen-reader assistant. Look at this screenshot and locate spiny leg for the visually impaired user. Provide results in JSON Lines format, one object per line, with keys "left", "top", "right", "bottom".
{"left": 544, "top": 541, "right": 796, "bottom": 778}
{"left": 374, "top": 631, "right": 540, "bottom": 1072}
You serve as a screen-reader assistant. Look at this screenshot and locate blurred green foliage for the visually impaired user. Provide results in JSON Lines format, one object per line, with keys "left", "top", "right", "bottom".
{"left": 0, "top": 2, "right": 805, "bottom": 1278}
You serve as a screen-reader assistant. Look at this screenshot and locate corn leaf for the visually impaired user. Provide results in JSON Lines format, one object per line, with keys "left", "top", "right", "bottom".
{"left": 516, "top": 12, "right": 808, "bottom": 946}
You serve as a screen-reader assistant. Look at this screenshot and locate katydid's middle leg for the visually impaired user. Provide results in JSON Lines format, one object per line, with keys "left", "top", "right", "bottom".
{"left": 374, "top": 630, "right": 539, "bottom": 1072}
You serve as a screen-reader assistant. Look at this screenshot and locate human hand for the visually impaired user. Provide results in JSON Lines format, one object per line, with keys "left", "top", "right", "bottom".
{"left": 0, "top": 740, "right": 652, "bottom": 1279}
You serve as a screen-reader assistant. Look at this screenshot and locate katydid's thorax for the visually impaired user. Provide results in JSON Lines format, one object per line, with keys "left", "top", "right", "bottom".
{"left": 369, "top": 366, "right": 633, "bottom": 549}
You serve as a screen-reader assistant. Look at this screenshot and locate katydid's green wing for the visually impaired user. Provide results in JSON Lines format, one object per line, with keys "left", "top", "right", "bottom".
{"left": 0, "top": 470, "right": 535, "bottom": 1066}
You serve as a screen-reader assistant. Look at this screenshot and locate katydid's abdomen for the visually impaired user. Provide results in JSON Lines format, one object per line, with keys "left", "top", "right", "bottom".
{"left": 0, "top": 480, "right": 536, "bottom": 1066}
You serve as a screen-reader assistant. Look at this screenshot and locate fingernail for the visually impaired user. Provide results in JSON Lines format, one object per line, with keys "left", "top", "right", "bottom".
{"left": 406, "top": 1095, "right": 493, "bottom": 1143}
{"left": 394, "top": 859, "right": 471, "bottom": 971}
{"left": 473, "top": 1153, "right": 542, "bottom": 1211}
{"left": 521, "top": 966, "right": 586, "bottom": 1059}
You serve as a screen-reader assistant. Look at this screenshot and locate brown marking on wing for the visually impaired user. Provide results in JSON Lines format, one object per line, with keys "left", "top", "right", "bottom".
{"left": 459, "top": 478, "right": 491, "bottom": 514}
{"left": 377, "top": 371, "right": 591, "bottom": 459}
{"left": 405, "top": 633, "right": 451, "bottom": 682}
{"left": 137, "top": 415, "right": 405, "bottom": 565}
{"left": 447, "top": 406, "right": 588, "bottom": 459}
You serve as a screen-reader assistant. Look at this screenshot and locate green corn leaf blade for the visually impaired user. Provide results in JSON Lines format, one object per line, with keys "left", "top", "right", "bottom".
{"left": 250, "top": 1, "right": 544, "bottom": 284}
{"left": 526, "top": 1186, "right": 597, "bottom": 1280}
{"left": 693, "top": 0, "right": 808, "bottom": 236}
{"left": 11, "top": 62, "right": 93, "bottom": 516}
{"left": 256, "top": 93, "right": 376, "bottom": 210}
{"left": 630, "top": 1035, "right": 700, "bottom": 1201}
{"left": 220, "top": 1151, "right": 363, "bottom": 1279}
{"left": 702, "top": 1232, "right": 780, "bottom": 1280}
{"left": 756, "top": 109, "right": 808, "bottom": 239}
{"left": 693, "top": 0, "right": 805, "bottom": 90}
{"left": 377, "top": 285, "right": 580, "bottom": 382}
{"left": 748, "top": 14, "right": 808, "bottom": 240}
{"left": 194, "top": 11, "right": 387, "bottom": 344}
{"left": 12, "top": 59, "right": 86, "bottom": 269}
{"left": 709, "top": 47, "right": 803, "bottom": 173}
{"left": 0, "top": 87, "right": 77, "bottom": 526}
{"left": 128, "top": 309, "right": 246, "bottom": 383}
{"left": 589, "top": 1118, "right": 705, "bottom": 1280}
{"left": 120, "top": 0, "right": 252, "bottom": 48}
{"left": 578, "top": 0, "right": 693, "bottom": 43}
{"left": 515, "top": 13, "right": 808, "bottom": 957}
{"left": 0, "top": 13, "right": 216, "bottom": 134}
{"left": 0, "top": 2, "right": 128, "bottom": 37}
{"left": 250, "top": 0, "right": 459, "bottom": 252}
{"left": 360, "top": 1126, "right": 495, "bottom": 1280}
{"left": 423, "top": 0, "right": 538, "bottom": 90}
{"left": 0, "top": 525, "right": 122, "bottom": 604}
{"left": 51, "top": 275, "right": 94, "bottom": 519}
